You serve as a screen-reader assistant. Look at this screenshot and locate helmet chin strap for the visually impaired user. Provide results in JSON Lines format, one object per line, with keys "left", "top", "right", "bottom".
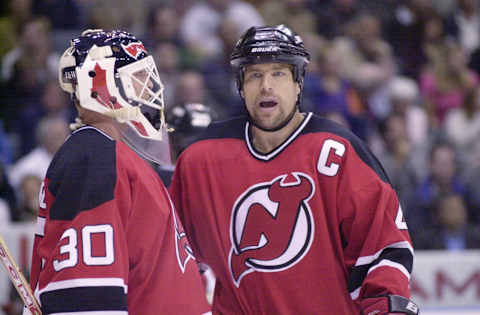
{"left": 248, "top": 104, "right": 298, "bottom": 132}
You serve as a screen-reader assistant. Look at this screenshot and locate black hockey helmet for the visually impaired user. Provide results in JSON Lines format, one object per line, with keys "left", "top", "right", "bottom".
{"left": 166, "top": 103, "right": 213, "bottom": 157}
{"left": 230, "top": 24, "right": 310, "bottom": 94}
{"left": 167, "top": 103, "right": 213, "bottom": 134}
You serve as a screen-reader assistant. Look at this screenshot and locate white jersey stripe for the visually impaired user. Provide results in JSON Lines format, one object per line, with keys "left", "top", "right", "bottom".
{"left": 368, "top": 259, "right": 411, "bottom": 280}
{"left": 350, "top": 287, "right": 360, "bottom": 300}
{"left": 355, "top": 241, "right": 413, "bottom": 266}
{"left": 49, "top": 312, "right": 127, "bottom": 315}
{"left": 35, "top": 217, "right": 46, "bottom": 237}
{"left": 38, "top": 278, "right": 128, "bottom": 295}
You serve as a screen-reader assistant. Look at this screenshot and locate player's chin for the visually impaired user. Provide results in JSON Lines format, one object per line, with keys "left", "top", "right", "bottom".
{"left": 253, "top": 118, "right": 280, "bottom": 131}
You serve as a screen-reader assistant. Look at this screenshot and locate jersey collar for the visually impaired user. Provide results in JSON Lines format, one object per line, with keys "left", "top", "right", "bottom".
{"left": 245, "top": 112, "right": 312, "bottom": 161}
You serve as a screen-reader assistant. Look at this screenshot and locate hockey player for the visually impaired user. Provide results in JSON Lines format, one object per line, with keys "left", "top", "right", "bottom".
{"left": 169, "top": 25, "right": 419, "bottom": 314}
{"left": 156, "top": 102, "right": 214, "bottom": 187}
{"left": 26, "top": 29, "right": 211, "bottom": 314}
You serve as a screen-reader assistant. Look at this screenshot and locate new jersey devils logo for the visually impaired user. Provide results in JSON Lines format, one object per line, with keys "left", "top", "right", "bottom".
{"left": 166, "top": 191, "right": 195, "bottom": 273}
{"left": 229, "top": 172, "right": 315, "bottom": 287}
{"left": 122, "top": 42, "right": 147, "bottom": 59}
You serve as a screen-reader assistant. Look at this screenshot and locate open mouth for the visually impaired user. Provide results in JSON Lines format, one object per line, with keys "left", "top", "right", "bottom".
{"left": 259, "top": 101, "right": 277, "bottom": 108}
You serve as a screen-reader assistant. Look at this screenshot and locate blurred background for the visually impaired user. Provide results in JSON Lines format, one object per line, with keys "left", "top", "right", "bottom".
{"left": 0, "top": 0, "right": 479, "bottom": 313}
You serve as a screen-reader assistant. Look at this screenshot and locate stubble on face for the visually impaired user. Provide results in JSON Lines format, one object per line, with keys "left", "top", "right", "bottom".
{"left": 242, "top": 63, "right": 300, "bottom": 131}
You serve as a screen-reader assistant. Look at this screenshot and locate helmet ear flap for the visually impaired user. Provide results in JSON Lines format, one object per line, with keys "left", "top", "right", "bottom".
{"left": 58, "top": 46, "right": 77, "bottom": 95}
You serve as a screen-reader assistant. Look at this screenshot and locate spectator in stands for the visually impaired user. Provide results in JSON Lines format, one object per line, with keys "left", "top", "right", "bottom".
{"left": 258, "top": 0, "right": 317, "bottom": 36}
{"left": 15, "top": 78, "right": 74, "bottom": 156}
{"left": 7, "top": 116, "right": 69, "bottom": 191}
{"left": 388, "top": 76, "right": 429, "bottom": 148}
{"left": 13, "top": 173, "right": 41, "bottom": 222}
{"left": 0, "top": 161, "right": 15, "bottom": 226}
{"left": 201, "top": 17, "right": 244, "bottom": 119}
{"left": 1, "top": 16, "right": 59, "bottom": 94}
{"left": 444, "top": 86, "right": 480, "bottom": 167}
{"left": 299, "top": 31, "right": 327, "bottom": 74}
{"left": 143, "top": 4, "right": 183, "bottom": 48}
{"left": 311, "top": 0, "right": 362, "bottom": 40}
{"left": 85, "top": 0, "right": 146, "bottom": 34}
{"left": 152, "top": 42, "right": 182, "bottom": 107}
{"left": 0, "top": 160, "right": 15, "bottom": 201}
{"left": 444, "top": 0, "right": 480, "bottom": 55}
{"left": 380, "top": 76, "right": 430, "bottom": 182}
{"left": 375, "top": 113, "right": 421, "bottom": 214}
{"left": 421, "top": 13, "right": 449, "bottom": 74}
{"left": 333, "top": 12, "right": 395, "bottom": 122}
{"left": 0, "top": 0, "right": 32, "bottom": 60}
{"left": 173, "top": 70, "right": 220, "bottom": 120}
{"left": 412, "top": 193, "right": 480, "bottom": 250}
{"left": 179, "top": 0, "right": 264, "bottom": 60}
{"left": 0, "top": 120, "right": 14, "bottom": 166}
{"left": 385, "top": 0, "right": 438, "bottom": 79}
{"left": 463, "top": 140, "right": 480, "bottom": 225}
{"left": 419, "top": 40, "right": 478, "bottom": 127}
{"left": 1, "top": 16, "right": 60, "bottom": 132}
{"left": 407, "top": 140, "right": 467, "bottom": 234}
{"left": 143, "top": 4, "right": 201, "bottom": 70}
{"left": 32, "top": 0, "right": 83, "bottom": 30}
{"left": 303, "top": 41, "right": 369, "bottom": 139}
{"left": 169, "top": 0, "right": 196, "bottom": 17}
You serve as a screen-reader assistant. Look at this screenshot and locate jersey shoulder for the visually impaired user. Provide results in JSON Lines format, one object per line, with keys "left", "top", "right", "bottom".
{"left": 198, "top": 116, "right": 247, "bottom": 141}
{"left": 303, "top": 114, "right": 390, "bottom": 183}
{"left": 46, "top": 126, "right": 117, "bottom": 220}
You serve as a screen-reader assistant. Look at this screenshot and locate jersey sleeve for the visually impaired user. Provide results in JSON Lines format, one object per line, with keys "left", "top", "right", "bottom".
{"left": 30, "top": 130, "right": 129, "bottom": 314}
{"left": 337, "top": 136, "right": 414, "bottom": 306}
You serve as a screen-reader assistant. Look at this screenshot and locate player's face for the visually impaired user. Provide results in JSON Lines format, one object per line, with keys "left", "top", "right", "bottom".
{"left": 132, "top": 69, "right": 154, "bottom": 101}
{"left": 242, "top": 63, "right": 300, "bottom": 131}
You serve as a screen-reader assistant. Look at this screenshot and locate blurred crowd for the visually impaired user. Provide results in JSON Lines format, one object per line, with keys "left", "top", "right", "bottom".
{"left": 1, "top": 0, "right": 480, "bottom": 256}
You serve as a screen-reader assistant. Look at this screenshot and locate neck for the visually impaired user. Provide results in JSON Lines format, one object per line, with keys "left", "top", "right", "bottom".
{"left": 89, "top": 120, "right": 122, "bottom": 140}
{"left": 251, "top": 111, "right": 305, "bottom": 153}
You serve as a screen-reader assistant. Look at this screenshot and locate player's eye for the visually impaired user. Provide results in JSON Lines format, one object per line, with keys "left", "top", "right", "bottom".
{"left": 246, "top": 72, "right": 262, "bottom": 81}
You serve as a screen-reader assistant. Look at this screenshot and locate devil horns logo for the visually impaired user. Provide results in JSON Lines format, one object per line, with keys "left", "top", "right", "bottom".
{"left": 122, "top": 42, "right": 147, "bottom": 59}
{"left": 229, "top": 172, "right": 315, "bottom": 287}
{"left": 166, "top": 190, "right": 195, "bottom": 273}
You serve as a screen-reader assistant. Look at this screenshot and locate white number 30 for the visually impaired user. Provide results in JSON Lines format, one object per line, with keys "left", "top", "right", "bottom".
{"left": 53, "top": 224, "right": 114, "bottom": 271}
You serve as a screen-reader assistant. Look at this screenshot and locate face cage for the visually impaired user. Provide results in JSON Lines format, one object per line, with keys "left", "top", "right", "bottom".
{"left": 117, "top": 55, "right": 166, "bottom": 132}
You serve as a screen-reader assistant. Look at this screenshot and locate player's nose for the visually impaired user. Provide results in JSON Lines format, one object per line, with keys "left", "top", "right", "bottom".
{"left": 260, "top": 74, "right": 274, "bottom": 92}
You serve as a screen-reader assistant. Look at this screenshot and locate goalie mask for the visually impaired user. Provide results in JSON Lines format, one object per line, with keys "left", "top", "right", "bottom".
{"left": 59, "top": 29, "right": 170, "bottom": 164}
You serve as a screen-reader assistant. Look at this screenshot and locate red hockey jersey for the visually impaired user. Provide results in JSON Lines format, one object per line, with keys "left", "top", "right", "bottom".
{"left": 29, "top": 126, "right": 211, "bottom": 314}
{"left": 169, "top": 113, "right": 414, "bottom": 314}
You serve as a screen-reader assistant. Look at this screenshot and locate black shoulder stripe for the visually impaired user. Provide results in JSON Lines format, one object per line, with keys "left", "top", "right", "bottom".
{"left": 41, "top": 286, "right": 127, "bottom": 313}
{"left": 47, "top": 128, "right": 117, "bottom": 220}
{"left": 199, "top": 116, "right": 247, "bottom": 141}
{"left": 303, "top": 114, "right": 391, "bottom": 183}
{"left": 347, "top": 247, "right": 414, "bottom": 293}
